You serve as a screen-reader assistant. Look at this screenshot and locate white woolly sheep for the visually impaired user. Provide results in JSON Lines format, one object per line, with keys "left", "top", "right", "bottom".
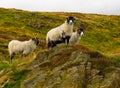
{"left": 46, "top": 16, "right": 75, "bottom": 48}
{"left": 69, "top": 27, "right": 84, "bottom": 44}
{"left": 8, "top": 38, "right": 39, "bottom": 63}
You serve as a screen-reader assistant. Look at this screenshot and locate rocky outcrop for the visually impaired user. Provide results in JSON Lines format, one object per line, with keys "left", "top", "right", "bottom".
{"left": 21, "top": 45, "right": 120, "bottom": 88}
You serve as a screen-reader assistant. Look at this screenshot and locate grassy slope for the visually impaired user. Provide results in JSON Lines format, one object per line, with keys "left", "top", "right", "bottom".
{"left": 0, "top": 8, "right": 120, "bottom": 87}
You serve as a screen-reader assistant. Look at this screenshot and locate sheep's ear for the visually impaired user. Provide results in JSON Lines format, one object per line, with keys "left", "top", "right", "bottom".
{"left": 66, "top": 17, "right": 68, "bottom": 20}
{"left": 77, "top": 28, "right": 80, "bottom": 31}
{"left": 32, "top": 38, "right": 35, "bottom": 41}
{"left": 32, "top": 37, "right": 38, "bottom": 41}
{"left": 74, "top": 17, "right": 75, "bottom": 20}
{"left": 73, "top": 17, "right": 75, "bottom": 21}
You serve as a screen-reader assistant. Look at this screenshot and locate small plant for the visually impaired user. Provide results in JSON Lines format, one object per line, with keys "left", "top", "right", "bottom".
{"left": 0, "top": 61, "right": 9, "bottom": 70}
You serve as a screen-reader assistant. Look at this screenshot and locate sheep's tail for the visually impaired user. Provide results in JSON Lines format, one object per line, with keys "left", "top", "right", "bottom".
{"left": 46, "top": 37, "right": 50, "bottom": 48}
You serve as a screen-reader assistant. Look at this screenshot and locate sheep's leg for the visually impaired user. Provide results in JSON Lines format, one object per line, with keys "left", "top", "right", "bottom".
{"left": 23, "top": 50, "right": 30, "bottom": 56}
{"left": 10, "top": 53, "right": 15, "bottom": 64}
{"left": 62, "top": 38, "right": 66, "bottom": 43}
{"left": 23, "top": 54, "right": 28, "bottom": 57}
{"left": 48, "top": 41, "right": 52, "bottom": 48}
{"left": 51, "top": 42, "right": 56, "bottom": 47}
{"left": 48, "top": 41, "right": 56, "bottom": 48}
{"left": 66, "top": 36, "right": 70, "bottom": 44}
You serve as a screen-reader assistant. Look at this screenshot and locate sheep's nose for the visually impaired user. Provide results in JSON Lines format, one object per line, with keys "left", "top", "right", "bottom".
{"left": 69, "top": 20, "right": 73, "bottom": 23}
{"left": 80, "top": 31, "right": 84, "bottom": 36}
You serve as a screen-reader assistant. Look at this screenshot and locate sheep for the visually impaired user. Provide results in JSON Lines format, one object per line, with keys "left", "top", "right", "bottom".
{"left": 69, "top": 27, "right": 84, "bottom": 44}
{"left": 8, "top": 38, "right": 39, "bottom": 63}
{"left": 46, "top": 16, "right": 75, "bottom": 48}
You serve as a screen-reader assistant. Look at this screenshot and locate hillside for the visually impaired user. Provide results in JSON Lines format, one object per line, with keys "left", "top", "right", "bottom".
{"left": 0, "top": 8, "right": 120, "bottom": 88}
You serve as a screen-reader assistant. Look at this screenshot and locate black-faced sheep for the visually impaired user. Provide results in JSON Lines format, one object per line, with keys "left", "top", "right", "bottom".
{"left": 46, "top": 16, "right": 75, "bottom": 48}
{"left": 69, "top": 27, "right": 84, "bottom": 44}
{"left": 8, "top": 38, "right": 39, "bottom": 63}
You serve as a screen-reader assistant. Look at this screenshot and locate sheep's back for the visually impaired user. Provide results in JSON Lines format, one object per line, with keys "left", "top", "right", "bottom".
{"left": 46, "top": 28, "right": 61, "bottom": 42}
{"left": 8, "top": 40, "right": 24, "bottom": 53}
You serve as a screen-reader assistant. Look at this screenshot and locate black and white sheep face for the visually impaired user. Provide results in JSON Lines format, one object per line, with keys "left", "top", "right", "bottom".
{"left": 77, "top": 28, "right": 84, "bottom": 36}
{"left": 32, "top": 38, "right": 40, "bottom": 46}
{"left": 66, "top": 16, "right": 75, "bottom": 25}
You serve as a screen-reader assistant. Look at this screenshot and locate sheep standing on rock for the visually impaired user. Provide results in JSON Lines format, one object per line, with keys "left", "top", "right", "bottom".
{"left": 69, "top": 27, "right": 84, "bottom": 44}
{"left": 46, "top": 16, "right": 75, "bottom": 48}
{"left": 8, "top": 38, "right": 39, "bottom": 63}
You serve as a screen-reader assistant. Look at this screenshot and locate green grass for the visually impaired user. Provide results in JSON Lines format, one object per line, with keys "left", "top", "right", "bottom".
{"left": 108, "top": 56, "right": 120, "bottom": 65}
{"left": 4, "top": 69, "right": 30, "bottom": 88}
{"left": 0, "top": 61, "right": 9, "bottom": 70}
{"left": 0, "top": 60, "right": 20, "bottom": 71}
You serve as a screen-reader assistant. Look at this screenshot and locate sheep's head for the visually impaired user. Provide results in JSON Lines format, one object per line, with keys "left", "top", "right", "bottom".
{"left": 77, "top": 27, "right": 84, "bottom": 36}
{"left": 32, "top": 38, "right": 40, "bottom": 46}
{"left": 66, "top": 16, "right": 75, "bottom": 25}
